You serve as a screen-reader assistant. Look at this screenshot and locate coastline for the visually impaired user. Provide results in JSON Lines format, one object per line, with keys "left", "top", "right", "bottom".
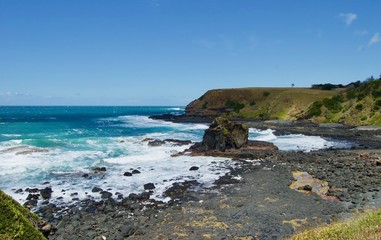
{"left": 39, "top": 115, "right": 381, "bottom": 239}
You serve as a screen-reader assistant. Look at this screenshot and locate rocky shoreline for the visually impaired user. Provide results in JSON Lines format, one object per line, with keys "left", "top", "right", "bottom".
{"left": 31, "top": 116, "right": 381, "bottom": 239}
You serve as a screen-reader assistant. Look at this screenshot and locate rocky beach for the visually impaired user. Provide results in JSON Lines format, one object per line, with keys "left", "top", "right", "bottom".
{"left": 31, "top": 117, "right": 381, "bottom": 240}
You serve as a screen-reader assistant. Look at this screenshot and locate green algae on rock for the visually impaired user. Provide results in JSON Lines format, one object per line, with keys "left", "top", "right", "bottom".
{"left": 0, "top": 189, "right": 46, "bottom": 240}
{"left": 200, "top": 117, "right": 248, "bottom": 151}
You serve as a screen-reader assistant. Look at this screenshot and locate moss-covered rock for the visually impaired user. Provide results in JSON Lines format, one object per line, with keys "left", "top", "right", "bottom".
{"left": 0, "top": 189, "right": 46, "bottom": 240}
{"left": 200, "top": 117, "right": 248, "bottom": 151}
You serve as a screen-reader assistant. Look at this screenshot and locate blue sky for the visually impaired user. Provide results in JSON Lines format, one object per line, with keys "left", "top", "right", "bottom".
{"left": 1, "top": 0, "right": 380, "bottom": 106}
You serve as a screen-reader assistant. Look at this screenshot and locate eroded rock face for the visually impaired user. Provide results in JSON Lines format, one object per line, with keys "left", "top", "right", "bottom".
{"left": 200, "top": 117, "right": 248, "bottom": 151}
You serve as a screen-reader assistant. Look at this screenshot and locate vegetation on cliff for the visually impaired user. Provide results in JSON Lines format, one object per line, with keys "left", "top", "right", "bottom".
{"left": 185, "top": 75, "right": 381, "bottom": 125}
{"left": 0, "top": 190, "right": 46, "bottom": 240}
{"left": 300, "top": 77, "right": 381, "bottom": 125}
{"left": 185, "top": 88, "right": 337, "bottom": 120}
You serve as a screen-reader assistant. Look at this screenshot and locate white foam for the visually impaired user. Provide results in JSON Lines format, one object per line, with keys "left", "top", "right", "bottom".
{"left": 249, "top": 128, "right": 352, "bottom": 152}
{"left": 2, "top": 134, "right": 22, "bottom": 137}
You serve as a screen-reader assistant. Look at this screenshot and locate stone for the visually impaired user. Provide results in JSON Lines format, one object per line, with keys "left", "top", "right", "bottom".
{"left": 26, "top": 193, "right": 39, "bottom": 200}
{"left": 93, "top": 167, "right": 106, "bottom": 173}
{"left": 376, "top": 158, "right": 381, "bottom": 166}
{"left": 197, "top": 117, "right": 248, "bottom": 151}
{"left": 100, "top": 191, "right": 112, "bottom": 199}
{"left": 148, "top": 140, "right": 166, "bottom": 147}
{"left": 189, "top": 166, "right": 199, "bottom": 171}
{"left": 92, "top": 187, "right": 103, "bottom": 193}
{"left": 40, "top": 187, "right": 53, "bottom": 199}
{"left": 124, "top": 172, "right": 132, "bottom": 176}
{"left": 23, "top": 199, "right": 38, "bottom": 208}
{"left": 144, "top": 183, "right": 155, "bottom": 190}
{"left": 132, "top": 169, "right": 141, "bottom": 174}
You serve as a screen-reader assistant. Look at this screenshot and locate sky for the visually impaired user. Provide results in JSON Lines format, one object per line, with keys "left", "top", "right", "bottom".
{"left": 1, "top": 0, "right": 381, "bottom": 106}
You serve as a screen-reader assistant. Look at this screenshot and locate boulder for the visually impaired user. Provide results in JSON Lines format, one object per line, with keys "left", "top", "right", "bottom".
{"left": 198, "top": 117, "right": 248, "bottom": 151}
{"left": 144, "top": 183, "right": 155, "bottom": 190}
{"left": 40, "top": 187, "right": 53, "bottom": 199}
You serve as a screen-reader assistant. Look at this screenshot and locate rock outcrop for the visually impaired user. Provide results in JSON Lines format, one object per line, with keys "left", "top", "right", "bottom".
{"left": 186, "top": 117, "right": 278, "bottom": 158}
{"left": 196, "top": 117, "right": 248, "bottom": 151}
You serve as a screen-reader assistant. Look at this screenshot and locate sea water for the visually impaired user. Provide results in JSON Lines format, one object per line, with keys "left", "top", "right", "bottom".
{"left": 0, "top": 106, "right": 351, "bottom": 208}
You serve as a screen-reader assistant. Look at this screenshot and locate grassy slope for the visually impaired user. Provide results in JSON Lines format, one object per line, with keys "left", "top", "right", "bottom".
{"left": 185, "top": 88, "right": 337, "bottom": 120}
{"left": 302, "top": 78, "right": 381, "bottom": 125}
{"left": 0, "top": 190, "right": 46, "bottom": 240}
{"left": 290, "top": 208, "right": 381, "bottom": 240}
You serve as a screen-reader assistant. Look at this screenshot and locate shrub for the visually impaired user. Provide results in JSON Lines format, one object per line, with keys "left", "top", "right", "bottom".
{"left": 263, "top": 91, "right": 270, "bottom": 97}
{"left": 372, "top": 90, "right": 381, "bottom": 98}
{"left": 225, "top": 99, "right": 245, "bottom": 113}
{"left": 322, "top": 95, "right": 343, "bottom": 113}
{"left": 374, "top": 99, "right": 381, "bottom": 109}
{"left": 346, "top": 90, "right": 357, "bottom": 99}
{"left": 250, "top": 100, "right": 256, "bottom": 106}
{"left": 307, "top": 101, "right": 323, "bottom": 117}
{"left": 355, "top": 104, "right": 363, "bottom": 111}
{"left": 202, "top": 101, "right": 208, "bottom": 109}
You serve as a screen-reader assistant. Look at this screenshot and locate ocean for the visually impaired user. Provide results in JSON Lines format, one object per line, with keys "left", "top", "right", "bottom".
{"left": 0, "top": 106, "right": 351, "bottom": 208}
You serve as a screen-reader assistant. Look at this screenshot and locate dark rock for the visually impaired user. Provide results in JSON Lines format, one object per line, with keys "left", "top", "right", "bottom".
{"left": 26, "top": 188, "right": 39, "bottom": 193}
{"left": 189, "top": 166, "right": 199, "bottom": 171}
{"left": 100, "top": 191, "right": 113, "bottom": 199}
{"left": 82, "top": 173, "right": 89, "bottom": 178}
{"left": 15, "top": 188, "right": 23, "bottom": 193}
{"left": 301, "top": 185, "right": 313, "bottom": 191}
{"left": 26, "top": 193, "right": 39, "bottom": 200}
{"left": 23, "top": 199, "right": 38, "bottom": 208}
{"left": 132, "top": 170, "right": 141, "bottom": 174}
{"left": 148, "top": 140, "right": 166, "bottom": 147}
{"left": 376, "top": 158, "right": 381, "bottom": 166}
{"left": 164, "top": 181, "right": 199, "bottom": 198}
{"left": 164, "top": 139, "right": 192, "bottom": 146}
{"left": 124, "top": 172, "right": 132, "bottom": 176}
{"left": 92, "top": 187, "right": 103, "bottom": 193}
{"left": 93, "top": 167, "right": 107, "bottom": 173}
{"left": 144, "top": 183, "right": 155, "bottom": 190}
{"left": 40, "top": 187, "right": 53, "bottom": 199}
{"left": 196, "top": 117, "right": 248, "bottom": 151}
{"left": 120, "top": 223, "right": 135, "bottom": 237}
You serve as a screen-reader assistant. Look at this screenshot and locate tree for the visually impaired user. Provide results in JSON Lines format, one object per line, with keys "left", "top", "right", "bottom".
{"left": 291, "top": 83, "right": 295, "bottom": 88}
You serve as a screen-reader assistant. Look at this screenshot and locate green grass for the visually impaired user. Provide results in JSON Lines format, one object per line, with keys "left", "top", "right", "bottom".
{"left": 0, "top": 190, "right": 46, "bottom": 240}
{"left": 186, "top": 87, "right": 337, "bottom": 120}
{"left": 290, "top": 208, "right": 381, "bottom": 240}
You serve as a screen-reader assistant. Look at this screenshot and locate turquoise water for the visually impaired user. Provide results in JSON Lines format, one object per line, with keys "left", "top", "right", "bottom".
{"left": 0, "top": 106, "right": 234, "bottom": 206}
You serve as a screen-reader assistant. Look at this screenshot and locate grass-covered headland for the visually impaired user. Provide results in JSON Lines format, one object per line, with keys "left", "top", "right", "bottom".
{"left": 185, "top": 74, "right": 381, "bottom": 125}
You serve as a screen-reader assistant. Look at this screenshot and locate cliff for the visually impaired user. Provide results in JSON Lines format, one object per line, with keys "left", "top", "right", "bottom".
{"left": 185, "top": 87, "right": 337, "bottom": 120}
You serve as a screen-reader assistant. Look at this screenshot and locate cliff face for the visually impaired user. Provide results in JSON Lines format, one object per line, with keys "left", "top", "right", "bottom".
{"left": 185, "top": 88, "right": 337, "bottom": 120}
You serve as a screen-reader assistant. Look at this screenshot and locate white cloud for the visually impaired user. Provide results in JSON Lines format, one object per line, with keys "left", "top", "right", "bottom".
{"left": 338, "top": 13, "right": 357, "bottom": 26}
{"left": 368, "top": 33, "right": 381, "bottom": 46}
{"left": 355, "top": 30, "right": 368, "bottom": 36}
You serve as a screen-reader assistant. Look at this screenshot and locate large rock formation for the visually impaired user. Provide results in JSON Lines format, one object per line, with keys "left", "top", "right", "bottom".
{"left": 198, "top": 117, "right": 249, "bottom": 151}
